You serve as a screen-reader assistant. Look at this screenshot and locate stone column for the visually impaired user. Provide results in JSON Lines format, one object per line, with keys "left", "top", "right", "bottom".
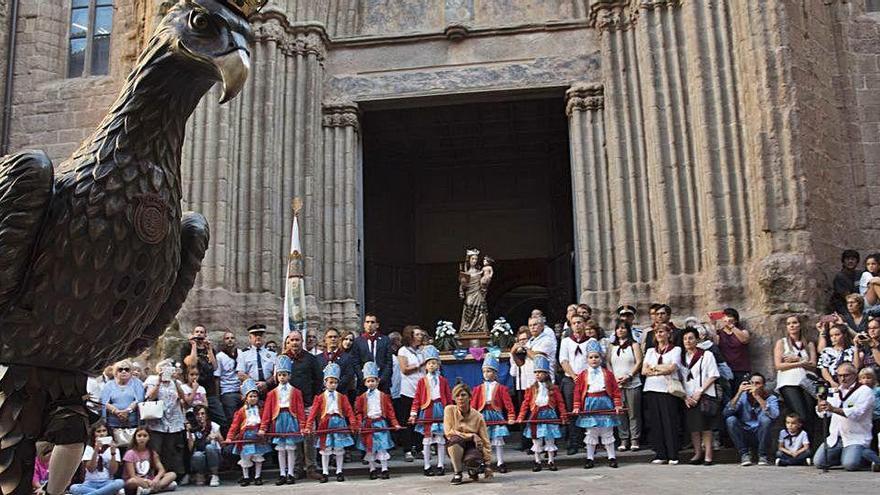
{"left": 319, "top": 101, "right": 361, "bottom": 330}
{"left": 566, "top": 83, "right": 617, "bottom": 313}
{"left": 179, "top": 13, "right": 328, "bottom": 332}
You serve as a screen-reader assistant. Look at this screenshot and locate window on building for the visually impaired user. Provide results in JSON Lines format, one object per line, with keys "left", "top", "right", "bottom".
{"left": 68, "top": 0, "right": 113, "bottom": 78}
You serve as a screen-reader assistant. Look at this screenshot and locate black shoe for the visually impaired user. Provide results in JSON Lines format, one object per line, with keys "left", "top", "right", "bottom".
{"left": 287, "top": 475, "right": 296, "bottom": 484}
{"left": 369, "top": 469, "right": 378, "bottom": 480}
{"left": 532, "top": 462, "right": 542, "bottom": 472}
{"left": 584, "top": 459, "right": 595, "bottom": 469}
{"left": 424, "top": 468, "right": 435, "bottom": 477}
{"left": 608, "top": 458, "right": 618, "bottom": 468}
{"left": 468, "top": 468, "right": 479, "bottom": 481}
{"left": 320, "top": 474, "right": 329, "bottom": 484}
{"left": 497, "top": 463, "right": 508, "bottom": 473}
{"left": 336, "top": 473, "right": 345, "bottom": 482}
{"left": 253, "top": 477, "right": 263, "bottom": 486}
{"left": 275, "top": 476, "right": 287, "bottom": 486}
{"left": 548, "top": 462, "right": 558, "bottom": 471}
{"left": 567, "top": 447, "right": 578, "bottom": 455}
{"left": 238, "top": 477, "right": 251, "bottom": 487}
{"left": 703, "top": 460, "right": 714, "bottom": 466}
{"left": 450, "top": 473, "right": 463, "bottom": 485}
{"left": 689, "top": 457, "right": 703, "bottom": 465}
{"left": 380, "top": 470, "right": 390, "bottom": 479}
{"left": 435, "top": 466, "right": 445, "bottom": 476}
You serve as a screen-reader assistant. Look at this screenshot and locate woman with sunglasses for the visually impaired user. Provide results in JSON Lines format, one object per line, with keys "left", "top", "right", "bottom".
{"left": 100, "top": 360, "right": 146, "bottom": 442}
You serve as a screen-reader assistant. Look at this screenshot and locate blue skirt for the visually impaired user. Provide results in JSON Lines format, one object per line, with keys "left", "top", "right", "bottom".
{"left": 315, "top": 415, "right": 354, "bottom": 450}
{"left": 414, "top": 402, "right": 445, "bottom": 437}
{"left": 523, "top": 408, "right": 562, "bottom": 439}
{"left": 575, "top": 395, "right": 621, "bottom": 429}
{"left": 482, "top": 409, "right": 510, "bottom": 439}
{"left": 234, "top": 429, "right": 271, "bottom": 457}
{"left": 355, "top": 418, "right": 395, "bottom": 453}
{"left": 272, "top": 410, "right": 303, "bottom": 447}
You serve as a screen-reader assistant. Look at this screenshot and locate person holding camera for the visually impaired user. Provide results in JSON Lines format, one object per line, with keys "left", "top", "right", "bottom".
{"left": 813, "top": 362, "right": 876, "bottom": 471}
{"left": 818, "top": 323, "right": 861, "bottom": 389}
{"left": 181, "top": 325, "right": 222, "bottom": 425}
{"left": 144, "top": 359, "right": 188, "bottom": 479}
{"left": 724, "top": 373, "right": 780, "bottom": 466}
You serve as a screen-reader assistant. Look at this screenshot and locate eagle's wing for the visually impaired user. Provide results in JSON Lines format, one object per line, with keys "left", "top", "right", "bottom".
{"left": 0, "top": 151, "right": 54, "bottom": 315}
{"left": 125, "top": 211, "right": 209, "bottom": 356}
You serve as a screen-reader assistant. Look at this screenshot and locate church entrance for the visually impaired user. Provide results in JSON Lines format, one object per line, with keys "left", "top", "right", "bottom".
{"left": 361, "top": 96, "right": 575, "bottom": 334}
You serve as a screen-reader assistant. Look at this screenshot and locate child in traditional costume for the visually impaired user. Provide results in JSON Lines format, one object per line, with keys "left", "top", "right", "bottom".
{"left": 259, "top": 355, "right": 305, "bottom": 485}
{"left": 304, "top": 362, "right": 358, "bottom": 483}
{"left": 471, "top": 355, "right": 515, "bottom": 472}
{"left": 226, "top": 379, "right": 272, "bottom": 486}
{"left": 355, "top": 361, "right": 402, "bottom": 479}
{"left": 409, "top": 345, "right": 452, "bottom": 476}
{"left": 516, "top": 355, "right": 567, "bottom": 472}
{"left": 572, "top": 338, "right": 623, "bottom": 468}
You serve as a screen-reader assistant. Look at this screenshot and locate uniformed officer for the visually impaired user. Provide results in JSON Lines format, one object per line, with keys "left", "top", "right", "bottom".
{"left": 236, "top": 324, "right": 276, "bottom": 394}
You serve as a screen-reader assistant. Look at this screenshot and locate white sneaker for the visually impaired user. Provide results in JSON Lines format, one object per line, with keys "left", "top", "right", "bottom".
{"left": 757, "top": 456, "right": 770, "bottom": 466}
{"left": 651, "top": 459, "right": 666, "bottom": 464}
{"left": 167, "top": 481, "right": 178, "bottom": 491}
{"left": 404, "top": 451, "right": 414, "bottom": 462}
{"left": 775, "top": 458, "right": 782, "bottom": 467}
{"left": 179, "top": 474, "right": 190, "bottom": 486}
{"left": 136, "top": 488, "right": 151, "bottom": 495}
{"left": 667, "top": 460, "right": 679, "bottom": 465}
{"left": 209, "top": 474, "right": 220, "bottom": 487}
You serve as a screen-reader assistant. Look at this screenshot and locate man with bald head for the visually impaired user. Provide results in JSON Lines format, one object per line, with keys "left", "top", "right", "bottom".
{"left": 814, "top": 362, "right": 876, "bottom": 470}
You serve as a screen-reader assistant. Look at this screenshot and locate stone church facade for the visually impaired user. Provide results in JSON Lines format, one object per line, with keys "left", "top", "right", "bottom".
{"left": 1, "top": 0, "right": 879, "bottom": 371}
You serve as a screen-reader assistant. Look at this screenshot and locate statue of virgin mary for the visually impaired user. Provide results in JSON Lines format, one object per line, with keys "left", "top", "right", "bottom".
{"left": 458, "top": 248, "right": 492, "bottom": 333}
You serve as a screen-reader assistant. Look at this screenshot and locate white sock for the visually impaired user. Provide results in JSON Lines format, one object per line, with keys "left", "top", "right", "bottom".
{"left": 437, "top": 444, "right": 446, "bottom": 468}
{"left": 547, "top": 446, "right": 556, "bottom": 464}
{"left": 287, "top": 450, "right": 297, "bottom": 473}
{"left": 605, "top": 441, "right": 616, "bottom": 459}
{"left": 495, "top": 445, "right": 504, "bottom": 465}
{"left": 254, "top": 462, "right": 262, "bottom": 478}
{"left": 586, "top": 443, "right": 596, "bottom": 460}
{"left": 242, "top": 466, "right": 249, "bottom": 478}
{"left": 533, "top": 439, "right": 543, "bottom": 462}
{"left": 278, "top": 450, "right": 288, "bottom": 476}
{"left": 368, "top": 457, "right": 377, "bottom": 470}
{"left": 380, "top": 458, "right": 389, "bottom": 471}
{"left": 322, "top": 453, "right": 331, "bottom": 475}
{"left": 335, "top": 453, "right": 344, "bottom": 474}
{"left": 423, "top": 447, "right": 432, "bottom": 469}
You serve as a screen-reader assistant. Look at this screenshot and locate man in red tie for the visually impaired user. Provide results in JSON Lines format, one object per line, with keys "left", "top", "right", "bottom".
{"left": 353, "top": 313, "right": 394, "bottom": 393}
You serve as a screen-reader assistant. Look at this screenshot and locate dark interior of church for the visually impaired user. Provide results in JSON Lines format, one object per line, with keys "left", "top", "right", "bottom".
{"left": 362, "top": 96, "right": 575, "bottom": 334}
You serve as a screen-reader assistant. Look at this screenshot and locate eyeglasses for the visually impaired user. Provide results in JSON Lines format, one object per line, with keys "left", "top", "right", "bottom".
{"left": 117, "top": 368, "right": 131, "bottom": 372}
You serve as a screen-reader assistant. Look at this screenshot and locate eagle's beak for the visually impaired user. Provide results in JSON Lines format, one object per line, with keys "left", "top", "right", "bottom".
{"left": 215, "top": 31, "right": 250, "bottom": 104}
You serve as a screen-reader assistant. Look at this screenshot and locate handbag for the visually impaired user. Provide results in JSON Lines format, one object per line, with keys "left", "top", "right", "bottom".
{"left": 112, "top": 427, "right": 136, "bottom": 446}
{"left": 666, "top": 376, "right": 687, "bottom": 399}
{"left": 138, "top": 400, "right": 164, "bottom": 421}
{"left": 698, "top": 394, "right": 720, "bottom": 416}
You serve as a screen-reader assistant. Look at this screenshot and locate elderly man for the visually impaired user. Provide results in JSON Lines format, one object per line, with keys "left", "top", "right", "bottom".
{"left": 724, "top": 372, "right": 780, "bottom": 466}
{"left": 520, "top": 316, "right": 556, "bottom": 381}
{"left": 236, "top": 324, "right": 276, "bottom": 394}
{"left": 814, "top": 362, "right": 876, "bottom": 470}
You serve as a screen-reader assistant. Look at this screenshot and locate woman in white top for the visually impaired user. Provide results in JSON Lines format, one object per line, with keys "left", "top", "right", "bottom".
{"left": 70, "top": 420, "right": 125, "bottom": 495}
{"left": 817, "top": 323, "right": 861, "bottom": 388}
{"left": 641, "top": 324, "right": 683, "bottom": 464}
{"left": 397, "top": 325, "right": 427, "bottom": 461}
{"left": 773, "top": 315, "right": 817, "bottom": 432}
{"left": 607, "top": 321, "right": 643, "bottom": 451}
{"left": 681, "top": 328, "right": 720, "bottom": 465}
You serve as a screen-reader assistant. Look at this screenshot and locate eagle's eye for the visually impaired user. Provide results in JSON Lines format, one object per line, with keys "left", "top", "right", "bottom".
{"left": 190, "top": 11, "right": 211, "bottom": 32}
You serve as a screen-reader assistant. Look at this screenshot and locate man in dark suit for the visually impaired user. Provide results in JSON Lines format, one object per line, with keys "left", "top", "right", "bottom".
{"left": 353, "top": 313, "right": 393, "bottom": 393}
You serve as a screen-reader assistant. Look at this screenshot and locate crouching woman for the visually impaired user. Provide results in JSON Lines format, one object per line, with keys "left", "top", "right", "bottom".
{"left": 443, "top": 383, "right": 494, "bottom": 485}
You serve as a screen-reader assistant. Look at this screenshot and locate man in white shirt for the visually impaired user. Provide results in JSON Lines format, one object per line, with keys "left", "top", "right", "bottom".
{"left": 814, "top": 363, "right": 876, "bottom": 470}
{"left": 526, "top": 313, "right": 556, "bottom": 378}
{"left": 85, "top": 365, "right": 114, "bottom": 423}
{"left": 558, "top": 314, "right": 590, "bottom": 454}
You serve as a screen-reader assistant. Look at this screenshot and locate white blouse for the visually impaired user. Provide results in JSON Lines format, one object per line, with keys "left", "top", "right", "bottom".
{"left": 642, "top": 346, "right": 682, "bottom": 394}
{"left": 682, "top": 350, "right": 720, "bottom": 397}
{"left": 609, "top": 343, "right": 642, "bottom": 389}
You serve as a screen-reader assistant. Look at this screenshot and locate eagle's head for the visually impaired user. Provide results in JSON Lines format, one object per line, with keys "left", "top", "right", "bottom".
{"left": 155, "top": 0, "right": 256, "bottom": 103}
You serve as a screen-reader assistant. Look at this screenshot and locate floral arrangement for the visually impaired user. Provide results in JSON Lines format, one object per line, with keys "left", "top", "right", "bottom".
{"left": 434, "top": 320, "right": 459, "bottom": 351}
{"left": 489, "top": 316, "right": 514, "bottom": 348}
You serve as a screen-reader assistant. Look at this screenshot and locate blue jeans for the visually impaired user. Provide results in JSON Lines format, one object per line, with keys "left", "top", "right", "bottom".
{"left": 220, "top": 393, "right": 241, "bottom": 432}
{"left": 725, "top": 415, "right": 773, "bottom": 457}
{"left": 190, "top": 444, "right": 221, "bottom": 474}
{"left": 775, "top": 450, "right": 810, "bottom": 466}
{"left": 813, "top": 439, "right": 866, "bottom": 471}
{"left": 70, "top": 479, "right": 125, "bottom": 495}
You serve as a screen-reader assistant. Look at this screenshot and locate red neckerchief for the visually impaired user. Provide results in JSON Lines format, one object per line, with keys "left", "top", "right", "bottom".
{"left": 323, "top": 348, "right": 339, "bottom": 362}
{"left": 788, "top": 337, "right": 804, "bottom": 351}
{"left": 363, "top": 332, "right": 379, "bottom": 342}
{"left": 656, "top": 343, "right": 672, "bottom": 364}
{"left": 838, "top": 384, "right": 863, "bottom": 403}
{"left": 570, "top": 333, "right": 587, "bottom": 344}
{"left": 685, "top": 349, "right": 704, "bottom": 380}
{"left": 616, "top": 338, "right": 633, "bottom": 355}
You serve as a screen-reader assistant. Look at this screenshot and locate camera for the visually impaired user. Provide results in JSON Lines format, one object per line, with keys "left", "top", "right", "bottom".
{"left": 815, "top": 378, "right": 830, "bottom": 400}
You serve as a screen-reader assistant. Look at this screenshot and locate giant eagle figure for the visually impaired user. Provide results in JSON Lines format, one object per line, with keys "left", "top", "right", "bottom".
{"left": 0, "top": 1, "right": 263, "bottom": 493}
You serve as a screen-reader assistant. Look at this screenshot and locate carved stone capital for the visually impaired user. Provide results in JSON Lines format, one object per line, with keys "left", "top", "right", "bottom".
{"left": 639, "top": 0, "right": 683, "bottom": 11}
{"left": 322, "top": 101, "right": 360, "bottom": 130}
{"left": 565, "top": 82, "right": 604, "bottom": 116}
{"left": 588, "top": 0, "right": 636, "bottom": 32}
{"left": 250, "top": 11, "right": 329, "bottom": 60}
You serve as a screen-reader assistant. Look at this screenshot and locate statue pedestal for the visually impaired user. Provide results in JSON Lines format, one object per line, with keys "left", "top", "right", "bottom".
{"left": 439, "top": 350, "right": 512, "bottom": 389}
{"left": 455, "top": 332, "right": 491, "bottom": 349}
